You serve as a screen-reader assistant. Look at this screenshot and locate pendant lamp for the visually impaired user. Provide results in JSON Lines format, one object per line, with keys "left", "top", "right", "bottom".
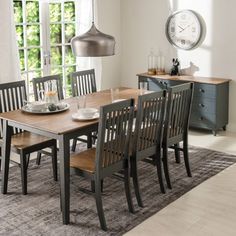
{"left": 71, "top": 0, "right": 115, "bottom": 57}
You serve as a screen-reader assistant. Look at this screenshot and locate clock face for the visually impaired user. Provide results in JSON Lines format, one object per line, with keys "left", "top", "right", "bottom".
{"left": 166, "top": 10, "right": 202, "bottom": 50}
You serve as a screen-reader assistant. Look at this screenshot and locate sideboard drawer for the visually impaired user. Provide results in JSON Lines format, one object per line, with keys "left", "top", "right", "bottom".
{"left": 194, "top": 83, "right": 217, "bottom": 98}
{"left": 192, "top": 97, "right": 216, "bottom": 114}
{"left": 190, "top": 112, "right": 216, "bottom": 129}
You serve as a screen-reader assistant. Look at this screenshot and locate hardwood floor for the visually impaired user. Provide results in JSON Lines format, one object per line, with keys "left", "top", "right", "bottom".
{"left": 125, "top": 130, "right": 236, "bottom": 236}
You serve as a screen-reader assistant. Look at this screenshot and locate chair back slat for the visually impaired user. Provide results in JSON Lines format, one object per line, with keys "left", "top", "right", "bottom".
{"left": 165, "top": 83, "right": 194, "bottom": 140}
{"left": 134, "top": 91, "right": 167, "bottom": 154}
{"left": 96, "top": 99, "right": 134, "bottom": 173}
{"left": 71, "top": 69, "right": 97, "bottom": 97}
{"left": 0, "top": 80, "right": 27, "bottom": 138}
{"left": 33, "top": 75, "right": 64, "bottom": 101}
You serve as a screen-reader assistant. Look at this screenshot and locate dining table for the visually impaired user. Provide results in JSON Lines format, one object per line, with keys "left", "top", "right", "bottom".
{"left": 0, "top": 87, "right": 141, "bottom": 224}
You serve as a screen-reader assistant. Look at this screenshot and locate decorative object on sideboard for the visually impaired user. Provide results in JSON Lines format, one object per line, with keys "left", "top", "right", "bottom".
{"left": 147, "top": 49, "right": 157, "bottom": 75}
{"left": 71, "top": 0, "right": 115, "bottom": 57}
{"left": 156, "top": 51, "right": 165, "bottom": 75}
{"left": 170, "top": 58, "right": 180, "bottom": 76}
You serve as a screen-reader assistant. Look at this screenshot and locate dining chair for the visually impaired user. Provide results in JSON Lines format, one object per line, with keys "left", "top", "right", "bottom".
{"left": 131, "top": 90, "right": 167, "bottom": 207}
{"left": 162, "top": 82, "right": 194, "bottom": 189}
{"left": 70, "top": 69, "right": 97, "bottom": 151}
{"left": 33, "top": 74, "right": 64, "bottom": 101}
{"left": 32, "top": 75, "right": 63, "bottom": 165}
{"left": 0, "top": 80, "right": 58, "bottom": 194}
{"left": 70, "top": 99, "right": 135, "bottom": 231}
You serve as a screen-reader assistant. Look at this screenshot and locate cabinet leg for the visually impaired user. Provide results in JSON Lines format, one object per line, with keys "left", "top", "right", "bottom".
{"left": 212, "top": 130, "right": 217, "bottom": 136}
{"left": 223, "top": 125, "right": 227, "bottom": 131}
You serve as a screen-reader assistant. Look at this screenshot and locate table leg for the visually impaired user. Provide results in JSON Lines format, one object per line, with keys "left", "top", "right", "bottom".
{"left": 59, "top": 135, "right": 70, "bottom": 224}
{"left": 1, "top": 120, "right": 12, "bottom": 194}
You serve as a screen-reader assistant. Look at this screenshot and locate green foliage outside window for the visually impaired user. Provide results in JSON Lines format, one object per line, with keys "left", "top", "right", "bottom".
{"left": 13, "top": 0, "right": 77, "bottom": 97}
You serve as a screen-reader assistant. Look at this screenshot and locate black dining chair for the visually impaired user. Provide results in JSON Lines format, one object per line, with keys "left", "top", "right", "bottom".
{"left": 70, "top": 69, "right": 97, "bottom": 151}
{"left": 162, "top": 82, "right": 194, "bottom": 189}
{"left": 0, "top": 80, "right": 57, "bottom": 194}
{"left": 32, "top": 75, "right": 64, "bottom": 166}
{"left": 70, "top": 99, "right": 135, "bottom": 231}
{"left": 131, "top": 90, "right": 167, "bottom": 207}
{"left": 33, "top": 74, "right": 64, "bottom": 101}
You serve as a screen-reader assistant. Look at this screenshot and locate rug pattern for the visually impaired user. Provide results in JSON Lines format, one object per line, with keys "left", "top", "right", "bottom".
{"left": 0, "top": 145, "right": 235, "bottom": 236}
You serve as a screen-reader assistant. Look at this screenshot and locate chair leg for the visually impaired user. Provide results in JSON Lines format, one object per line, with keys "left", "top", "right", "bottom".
{"left": 162, "top": 145, "right": 172, "bottom": 189}
{"left": 174, "top": 143, "right": 181, "bottom": 163}
{"left": 95, "top": 179, "right": 107, "bottom": 231}
{"left": 71, "top": 139, "right": 77, "bottom": 152}
{"left": 91, "top": 180, "right": 104, "bottom": 193}
{"left": 183, "top": 140, "right": 192, "bottom": 177}
{"left": 87, "top": 133, "right": 92, "bottom": 149}
{"left": 51, "top": 144, "right": 58, "bottom": 181}
{"left": 131, "top": 159, "right": 144, "bottom": 207}
{"left": 20, "top": 152, "right": 28, "bottom": 195}
{"left": 155, "top": 149, "right": 166, "bottom": 194}
{"left": 36, "top": 152, "right": 41, "bottom": 165}
{"left": 124, "top": 165, "right": 135, "bottom": 213}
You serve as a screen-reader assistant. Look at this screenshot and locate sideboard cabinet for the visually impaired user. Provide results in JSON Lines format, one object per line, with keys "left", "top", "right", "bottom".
{"left": 137, "top": 73, "right": 231, "bottom": 135}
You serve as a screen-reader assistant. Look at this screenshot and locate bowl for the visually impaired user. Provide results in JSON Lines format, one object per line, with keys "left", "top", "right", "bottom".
{"left": 28, "top": 101, "right": 47, "bottom": 111}
{"left": 77, "top": 108, "right": 98, "bottom": 118}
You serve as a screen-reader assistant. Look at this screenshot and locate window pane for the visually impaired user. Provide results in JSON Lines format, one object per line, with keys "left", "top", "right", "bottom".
{"left": 27, "top": 48, "right": 41, "bottom": 70}
{"left": 27, "top": 25, "right": 40, "bottom": 46}
{"left": 65, "top": 46, "right": 75, "bottom": 65}
{"left": 26, "top": 1, "right": 39, "bottom": 23}
{"left": 51, "top": 47, "right": 62, "bottom": 66}
{"left": 49, "top": 3, "right": 61, "bottom": 22}
{"left": 14, "top": 1, "right": 23, "bottom": 23}
{"left": 50, "top": 24, "right": 62, "bottom": 44}
{"left": 51, "top": 67, "right": 63, "bottom": 77}
{"left": 65, "top": 66, "right": 76, "bottom": 96}
{"left": 19, "top": 50, "right": 25, "bottom": 71}
{"left": 65, "top": 24, "right": 75, "bottom": 43}
{"left": 64, "top": 2, "right": 75, "bottom": 22}
{"left": 16, "top": 26, "right": 24, "bottom": 48}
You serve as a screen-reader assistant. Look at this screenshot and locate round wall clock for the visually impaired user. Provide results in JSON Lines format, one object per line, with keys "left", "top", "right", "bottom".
{"left": 165, "top": 10, "right": 203, "bottom": 50}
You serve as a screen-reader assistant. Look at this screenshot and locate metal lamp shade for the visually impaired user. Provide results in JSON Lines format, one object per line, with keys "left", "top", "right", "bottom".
{"left": 71, "top": 23, "right": 115, "bottom": 57}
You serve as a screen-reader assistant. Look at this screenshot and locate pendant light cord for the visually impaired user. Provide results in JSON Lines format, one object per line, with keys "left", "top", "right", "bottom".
{"left": 92, "top": 0, "right": 95, "bottom": 24}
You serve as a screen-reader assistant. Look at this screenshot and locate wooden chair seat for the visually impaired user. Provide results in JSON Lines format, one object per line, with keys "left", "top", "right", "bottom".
{"left": 70, "top": 148, "right": 96, "bottom": 173}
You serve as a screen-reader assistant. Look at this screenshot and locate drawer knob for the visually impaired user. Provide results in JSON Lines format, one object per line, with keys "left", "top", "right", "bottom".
{"left": 198, "top": 103, "right": 205, "bottom": 108}
{"left": 199, "top": 88, "right": 205, "bottom": 93}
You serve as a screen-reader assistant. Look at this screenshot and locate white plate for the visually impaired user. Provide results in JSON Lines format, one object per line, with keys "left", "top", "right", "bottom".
{"left": 112, "top": 98, "right": 126, "bottom": 103}
{"left": 21, "top": 103, "right": 70, "bottom": 114}
{"left": 72, "top": 112, "right": 99, "bottom": 121}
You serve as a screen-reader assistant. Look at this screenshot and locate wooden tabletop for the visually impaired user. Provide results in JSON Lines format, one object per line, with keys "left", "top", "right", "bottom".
{"left": 137, "top": 73, "right": 231, "bottom": 85}
{"left": 0, "top": 88, "right": 141, "bottom": 135}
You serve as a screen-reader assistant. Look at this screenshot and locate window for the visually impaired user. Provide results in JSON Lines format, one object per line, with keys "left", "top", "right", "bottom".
{"left": 13, "top": 0, "right": 78, "bottom": 97}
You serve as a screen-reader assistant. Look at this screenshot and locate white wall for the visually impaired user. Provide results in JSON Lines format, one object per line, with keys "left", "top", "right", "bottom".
{"left": 98, "top": 0, "right": 121, "bottom": 89}
{"left": 120, "top": 0, "right": 236, "bottom": 131}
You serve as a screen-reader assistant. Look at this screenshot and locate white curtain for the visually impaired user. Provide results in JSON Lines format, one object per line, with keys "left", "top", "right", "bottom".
{"left": 76, "top": 0, "right": 102, "bottom": 90}
{"left": 0, "top": 1, "right": 21, "bottom": 83}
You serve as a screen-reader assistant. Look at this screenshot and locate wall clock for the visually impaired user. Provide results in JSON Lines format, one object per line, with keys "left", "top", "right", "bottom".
{"left": 165, "top": 10, "right": 203, "bottom": 50}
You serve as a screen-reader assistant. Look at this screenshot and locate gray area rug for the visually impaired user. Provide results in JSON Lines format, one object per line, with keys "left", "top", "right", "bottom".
{"left": 0, "top": 145, "right": 235, "bottom": 236}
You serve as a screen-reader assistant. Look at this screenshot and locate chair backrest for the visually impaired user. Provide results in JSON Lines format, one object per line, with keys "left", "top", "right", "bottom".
{"left": 70, "top": 69, "right": 97, "bottom": 97}
{"left": 164, "top": 82, "right": 194, "bottom": 143}
{"left": 33, "top": 75, "right": 64, "bottom": 101}
{"left": 133, "top": 90, "right": 167, "bottom": 159}
{"left": 95, "top": 99, "right": 135, "bottom": 177}
{"left": 0, "top": 80, "right": 27, "bottom": 139}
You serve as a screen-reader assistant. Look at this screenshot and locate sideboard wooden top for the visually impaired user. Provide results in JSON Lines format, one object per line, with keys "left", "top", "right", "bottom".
{"left": 137, "top": 73, "right": 231, "bottom": 85}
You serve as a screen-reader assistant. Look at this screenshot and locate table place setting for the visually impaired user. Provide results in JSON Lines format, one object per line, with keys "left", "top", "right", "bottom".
{"left": 72, "top": 95, "right": 99, "bottom": 121}
{"left": 22, "top": 100, "right": 70, "bottom": 114}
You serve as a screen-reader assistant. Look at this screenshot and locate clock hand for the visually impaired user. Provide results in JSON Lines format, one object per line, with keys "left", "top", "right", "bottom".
{"left": 178, "top": 25, "right": 184, "bottom": 30}
{"left": 179, "top": 23, "right": 194, "bottom": 33}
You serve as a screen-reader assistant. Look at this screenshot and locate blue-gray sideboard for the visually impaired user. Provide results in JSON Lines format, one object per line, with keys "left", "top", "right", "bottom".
{"left": 137, "top": 73, "right": 231, "bottom": 135}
